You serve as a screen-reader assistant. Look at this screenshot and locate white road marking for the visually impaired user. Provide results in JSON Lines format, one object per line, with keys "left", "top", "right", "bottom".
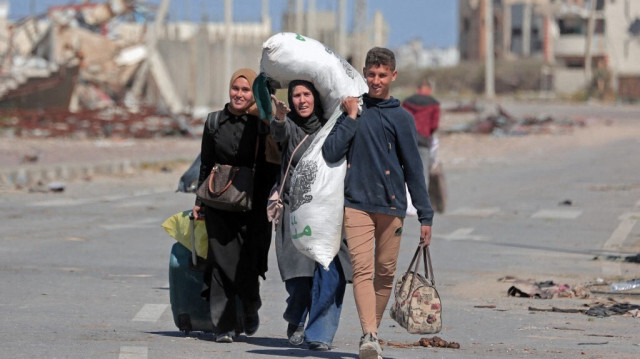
{"left": 604, "top": 219, "right": 637, "bottom": 251}
{"left": 447, "top": 207, "right": 500, "bottom": 217}
{"left": 119, "top": 346, "right": 148, "bottom": 359}
{"left": 618, "top": 212, "right": 640, "bottom": 221}
{"left": 132, "top": 304, "right": 168, "bottom": 322}
{"left": 29, "top": 190, "right": 170, "bottom": 207}
{"left": 531, "top": 209, "right": 582, "bottom": 219}
{"left": 29, "top": 198, "right": 93, "bottom": 207}
{"left": 602, "top": 214, "right": 638, "bottom": 277}
{"left": 438, "top": 228, "right": 487, "bottom": 241}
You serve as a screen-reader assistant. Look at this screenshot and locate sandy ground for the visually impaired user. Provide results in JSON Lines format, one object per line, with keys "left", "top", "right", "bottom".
{"left": 1, "top": 106, "right": 638, "bottom": 181}
{"left": 0, "top": 118, "right": 633, "bottom": 167}
{"left": 437, "top": 115, "right": 639, "bottom": 170}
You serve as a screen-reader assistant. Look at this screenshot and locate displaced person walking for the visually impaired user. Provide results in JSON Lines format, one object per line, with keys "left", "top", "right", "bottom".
{"left": 192, "top": 68, "right": 278, "bottom": 343}
{"left": 401, "top": 78, "right": 440, "bottom": 182}
{"left": 270, "top": 80, "right": 352, "bottom": 351}
{"left": 322, "top": 47, "right": 434, "bottom": 359}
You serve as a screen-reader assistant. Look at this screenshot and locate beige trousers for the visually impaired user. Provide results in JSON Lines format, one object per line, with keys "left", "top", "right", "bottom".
{"left": 343, "top": 207, "right": 404, "bottom": 335}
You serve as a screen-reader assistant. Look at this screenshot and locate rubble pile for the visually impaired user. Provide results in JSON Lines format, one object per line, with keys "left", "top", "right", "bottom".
{"left": 0, "top": 107, "right": 202, "bottom": 139}
{"left": 445, "top": 105, "right": 585, "bottom": 136}
{"left": 0, "top": 0, "right": 206, "bottom": 138}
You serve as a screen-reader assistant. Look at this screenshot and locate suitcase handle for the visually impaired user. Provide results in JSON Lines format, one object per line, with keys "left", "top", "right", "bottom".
{"left": 189, "top": 211, "right": 197, "bottom": 267}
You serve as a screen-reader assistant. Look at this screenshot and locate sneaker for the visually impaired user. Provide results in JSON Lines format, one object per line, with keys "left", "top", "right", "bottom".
{"left": 287, "top": 323, "right": 305, "bottom": 346}
{"left": 215, "top": 331, "right": 234, "bottom": 343}
{"left": 359, "top": 333, "right": 382, "bottom": 359}
{"left": 308, "top": 342, "right": 330, "bottom": 351}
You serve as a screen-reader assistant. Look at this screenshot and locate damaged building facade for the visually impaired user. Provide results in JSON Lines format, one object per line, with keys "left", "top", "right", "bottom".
{"left": 0, "top": 0, "right": 388, "bottom": 137}
{"left": 458, "top": 0, "right": 640, "bottom": 100}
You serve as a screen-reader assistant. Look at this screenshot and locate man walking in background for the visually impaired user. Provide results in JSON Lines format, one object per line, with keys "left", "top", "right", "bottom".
{"left": 401, "top": 78, "right": 440, "bottom": 182}
{"left": 402, "top": 79, "right": 446, "bottom": 213}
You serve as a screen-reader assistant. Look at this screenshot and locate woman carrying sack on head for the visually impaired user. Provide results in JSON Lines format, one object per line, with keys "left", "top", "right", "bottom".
{"left": 270, "top": 80, "right": 353, "bottom": 352}
{"left": 192, "top": 68, "right": 279, "bottom": 343}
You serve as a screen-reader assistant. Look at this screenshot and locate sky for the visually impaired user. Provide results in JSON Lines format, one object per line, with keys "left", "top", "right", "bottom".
{"left": 6, "top": 0, "right": 458, "bottom": 49}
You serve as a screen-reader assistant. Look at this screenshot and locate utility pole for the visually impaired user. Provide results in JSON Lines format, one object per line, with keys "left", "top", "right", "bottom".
{"left": 584, "top": 0, "right": 597, "bottom": 82}
{"left": 354, "top": 0, "right": 368, "bottom": 69}
{"left": 308, "top": 0, "right": 316, "bottom": 39}
{"left": 522, "top": 0, "right": 531, "bottom": 57}
{"left": 337, "top": 0, "right": 347, "bottom": 57}
{"left": 224, "top": 0, "right": 233, "bottom": 99}
{"left": 262, "top": 0, "right": 269, "bottom": 22}
{"left": 485, "top": 0, "right": 495, "bottom": 99}
{"left": 295, "top": 0, "right": 303, "bottom": 34}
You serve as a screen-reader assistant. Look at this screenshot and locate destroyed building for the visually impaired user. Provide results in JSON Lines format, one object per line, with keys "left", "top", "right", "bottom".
{"left": 0, "top": 0, "right": 388, "bottom": 138}
{"left": 458, "top": 0, "right": 640, "bottom": 100}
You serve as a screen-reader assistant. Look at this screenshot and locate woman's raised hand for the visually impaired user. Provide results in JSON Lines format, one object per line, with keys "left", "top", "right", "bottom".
{"left": 271, "top": 94, "right": 289, "bottom": 121}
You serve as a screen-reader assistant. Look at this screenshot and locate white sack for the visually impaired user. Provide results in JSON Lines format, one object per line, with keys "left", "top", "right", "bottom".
{"left": 288, "top": 110, "right": 344, "bottom": 270}
{"left": 260, "top": 32, "right": 368, "bottom": 116}
{"left": 259, "top": 32, "right": 367, "bottom": 269}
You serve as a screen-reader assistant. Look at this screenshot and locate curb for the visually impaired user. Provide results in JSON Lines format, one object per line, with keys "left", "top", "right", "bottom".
{"left": 0, "top": 160, "right": 141, "bottom": 188}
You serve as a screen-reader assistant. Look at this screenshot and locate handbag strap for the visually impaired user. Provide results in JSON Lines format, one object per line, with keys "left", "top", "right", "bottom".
{"left": 276, "top": 134, "right": 309, "bottom": 198}
{"left": 208, "top": 165, "right": 239, "bottom": 194}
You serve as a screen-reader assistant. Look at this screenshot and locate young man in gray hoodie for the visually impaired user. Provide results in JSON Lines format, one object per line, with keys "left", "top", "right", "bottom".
{"left": 322, "top": 47, "right": 434, "bottom": 359}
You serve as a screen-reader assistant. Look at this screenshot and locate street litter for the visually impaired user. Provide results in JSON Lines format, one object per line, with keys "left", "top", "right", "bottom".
{"left": 383, "top": 336, "right": 460, "bottom": 349}
{"left": 593, "top": 254, "right": 640, "bottom": 264}
{"left": 48, "top": 181, "right": 66, "bottom": 192}
{"left": 26, "top": 180, "right": 66, "bottom": 193}
{"left": 609, "top": 278, "right": 640, "bottom": 291}
{"left": 507, "top": 279, "right": 590, "bottom": 299}
{"left": 528, "top": 306, "right": 586, "bottom": 314}
{"left": 585, "top": 303, "right": 640, "bottom": 318}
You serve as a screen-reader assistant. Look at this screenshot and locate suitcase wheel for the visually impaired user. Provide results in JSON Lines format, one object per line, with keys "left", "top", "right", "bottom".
{"left": 178, "top": 313, "right": 192, "bottom": 335}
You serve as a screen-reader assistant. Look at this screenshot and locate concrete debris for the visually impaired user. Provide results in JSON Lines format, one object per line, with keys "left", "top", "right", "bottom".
{"left": 445, "top": 105, "right": 585, "bottom": 136}
{"left": 0, "top": 107, "right": 203, "bottom": 139}
{"left": 0, "top": 0, "right": 207, "bottom": 138}
{"left": 444, "top": 100, "right": 483, "bottom": 113}
{"left": 26, "top": 180, "right": 65, "bottom": 193}
{"left": 47, "top": 181, "right": 66, "bottom": 192}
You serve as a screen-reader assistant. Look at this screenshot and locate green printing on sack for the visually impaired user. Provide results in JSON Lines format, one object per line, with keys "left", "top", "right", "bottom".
{"left": 290, "top": 215, "right": 312, "bottom": 240}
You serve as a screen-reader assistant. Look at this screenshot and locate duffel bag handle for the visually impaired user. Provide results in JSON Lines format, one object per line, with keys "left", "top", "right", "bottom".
{"left": 402, "top": 244, "right": 436, "bottom": 300}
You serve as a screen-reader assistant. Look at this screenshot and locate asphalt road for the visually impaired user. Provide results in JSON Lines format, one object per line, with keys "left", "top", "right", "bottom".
{"left": 1, "top": 103, "right": 639, "bottom": 359}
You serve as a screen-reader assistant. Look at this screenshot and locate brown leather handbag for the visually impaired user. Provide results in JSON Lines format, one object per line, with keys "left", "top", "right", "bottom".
{"left": 196, "top": 137, "right": 259, "bottom": 212}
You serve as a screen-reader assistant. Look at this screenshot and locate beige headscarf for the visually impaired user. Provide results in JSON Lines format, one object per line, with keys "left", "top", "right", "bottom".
{"left": 228, "top": 68, "right": 281, "bottom": 164}
{"left": 229, "top": 68, "right": 260, "bottom": 117}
